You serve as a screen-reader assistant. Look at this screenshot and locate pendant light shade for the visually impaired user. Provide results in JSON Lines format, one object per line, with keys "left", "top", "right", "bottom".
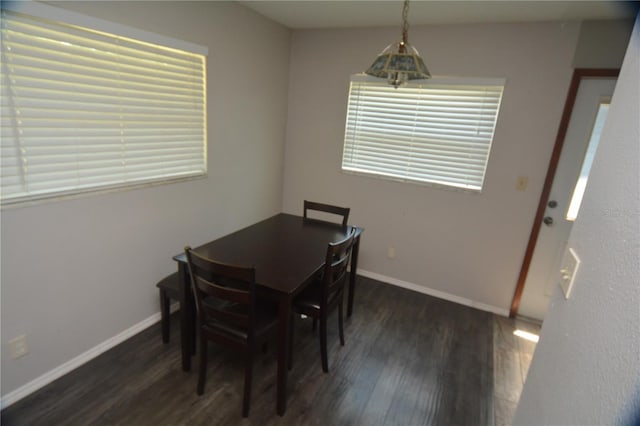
{"left": 365, "top": 0, "right": 430, "bottom": 88}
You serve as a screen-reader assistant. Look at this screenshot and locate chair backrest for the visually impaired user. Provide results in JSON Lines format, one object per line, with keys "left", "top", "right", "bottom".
{"left": 320, "top": 228, "right": 356, "bottom": 309}
{"left": 303, "top": 200, "right": 350, "bottom": 226}
{"left": 185, "top": 246, "right": 257, "bottom": 346}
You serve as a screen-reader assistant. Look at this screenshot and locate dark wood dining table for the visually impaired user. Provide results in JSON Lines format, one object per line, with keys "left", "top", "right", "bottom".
{"left": 172, "top": 213, "right": 362, "bottom": 415}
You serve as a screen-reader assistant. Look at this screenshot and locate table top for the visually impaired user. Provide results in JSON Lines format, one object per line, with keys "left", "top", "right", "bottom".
{"left": 174, "top": 213, "right": 357, "bottom": 295}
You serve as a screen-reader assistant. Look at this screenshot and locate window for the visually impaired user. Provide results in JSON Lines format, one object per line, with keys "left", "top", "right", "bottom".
{"left": 342, "top": 76, "right": 504, "bottom": 192}
{"left": 1, "top": 5, "right": 207, "bottom": 205}
{"left": 565, "top": 102, "right": 609, "bottom": 221}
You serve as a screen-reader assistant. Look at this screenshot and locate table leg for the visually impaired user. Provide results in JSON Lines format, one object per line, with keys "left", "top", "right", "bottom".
{"left": 276, "top": 294, "right": 291, "bottom": 416}
{"left": 178, "top": 262, "right": 192, "bottom": 371}
{"left": 347, "top": 233, "right": 361, "bottom": 317}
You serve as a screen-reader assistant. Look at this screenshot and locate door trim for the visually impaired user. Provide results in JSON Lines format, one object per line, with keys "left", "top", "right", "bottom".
{"left": 509, "top": 68, "right": 619, "bottom": 318}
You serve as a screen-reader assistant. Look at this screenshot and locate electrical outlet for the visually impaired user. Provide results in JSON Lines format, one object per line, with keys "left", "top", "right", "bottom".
{"left": 9, "top": 335, "right": 29, "bottom": 359}
{"left": 559, "top": 247, "right": 580, "bottom": 299}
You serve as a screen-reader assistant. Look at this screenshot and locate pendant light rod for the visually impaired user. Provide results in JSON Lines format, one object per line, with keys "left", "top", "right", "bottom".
{"left": 401, "top": 0, "right": 409, "bottom": 48}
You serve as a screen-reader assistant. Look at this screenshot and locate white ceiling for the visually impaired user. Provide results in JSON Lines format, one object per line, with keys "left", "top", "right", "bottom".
{"left": 238, "top": 1, "right": 639, "bottom": 29}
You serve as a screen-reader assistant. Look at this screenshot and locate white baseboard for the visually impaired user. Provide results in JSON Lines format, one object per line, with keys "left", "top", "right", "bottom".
{"left": 0, "top": 302, "right": 179, "bottom": 409}
{"left": 358, "top": 269, "right": 510, "bottom": 317}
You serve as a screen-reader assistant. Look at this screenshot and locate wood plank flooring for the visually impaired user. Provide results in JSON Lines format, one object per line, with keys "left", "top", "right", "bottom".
{"left": 2, "top": 277, "right": 529, "bottom": 425}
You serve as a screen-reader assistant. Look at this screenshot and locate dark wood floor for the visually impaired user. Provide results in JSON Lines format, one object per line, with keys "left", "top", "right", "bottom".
{"left": 2, "top": 277, "right": 497, "bottom": 425}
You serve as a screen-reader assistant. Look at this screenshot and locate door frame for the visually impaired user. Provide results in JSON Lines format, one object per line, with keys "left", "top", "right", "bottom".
{"left": 509, "top": 68, "right": 619, "bottom": 318}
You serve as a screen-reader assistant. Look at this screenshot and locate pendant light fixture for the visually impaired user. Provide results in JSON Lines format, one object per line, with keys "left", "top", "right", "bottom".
{"left": 364, "top": 0, "right": 430, "bottom": 88}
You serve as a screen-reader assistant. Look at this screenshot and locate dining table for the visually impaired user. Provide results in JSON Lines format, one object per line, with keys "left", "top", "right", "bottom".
{"left": 172, "top": 213, "right": 363, "bottom": 416}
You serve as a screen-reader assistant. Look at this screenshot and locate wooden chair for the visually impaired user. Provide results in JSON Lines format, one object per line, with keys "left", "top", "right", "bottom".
{"left": 303, "top": 200, "right": 350, "bottom": 226}
{"left": 289, "top": 228, "right": 356, "bottom": 373}
{"left": 156, "top": 272, "right": 180, "bottom": 344}
{"left": 303, "top": 200, "right": 352, "bottom": 328}
{"left": 185, "top": 246, "right": 278, "bottom": 417}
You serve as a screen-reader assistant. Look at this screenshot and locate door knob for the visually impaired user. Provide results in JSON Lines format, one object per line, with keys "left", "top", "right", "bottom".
{"left": 548, "top": 200, "right": 558, "bottom": 208}
{"left": 543, "top": 216, "right": 554, "bottom": 226}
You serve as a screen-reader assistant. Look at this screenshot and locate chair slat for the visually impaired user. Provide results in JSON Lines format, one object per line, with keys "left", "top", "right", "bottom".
{"left": 303, "top": 200, "right": 350, "bottom": 226}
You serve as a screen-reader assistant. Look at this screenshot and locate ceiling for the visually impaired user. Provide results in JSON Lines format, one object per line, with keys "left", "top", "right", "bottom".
{"left": 238, "top": 1, "right": 639, "bottom": 29}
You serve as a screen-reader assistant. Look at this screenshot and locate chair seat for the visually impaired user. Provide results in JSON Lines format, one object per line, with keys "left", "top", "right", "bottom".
{"left": 294, "top": 281, "right": 322, "bottom": 312}
{"left": 156, "top": 272, "right": 180, "bottom": 297}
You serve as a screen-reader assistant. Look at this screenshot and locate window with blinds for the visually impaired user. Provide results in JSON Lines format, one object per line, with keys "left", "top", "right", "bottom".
{"left": 342, "top": 76, "right": 504, "bottom": 192}
{"left": 1, "top": 8, "right": 207, "bottom": 205}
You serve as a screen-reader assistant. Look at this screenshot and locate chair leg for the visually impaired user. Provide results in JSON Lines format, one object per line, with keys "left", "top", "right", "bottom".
{"left": 288, "top": 313, "right": 294, "bottom": 371}
{"left": 197, "top": 335, "right": 207, "bottom": 395}
{"left": 338, "top": 302, "right": 345, "bottom": 346}
{"left": 320, "top": 315, "right": 329, "bottom": 373}
{"left": 190, "top": 303, "right": 197, "bottom": 355}
{"left": 159, "top": 289, "right": 170, "bottom": 344}
{"left": 242, "top": 352, "right": 253, "bottom": 417}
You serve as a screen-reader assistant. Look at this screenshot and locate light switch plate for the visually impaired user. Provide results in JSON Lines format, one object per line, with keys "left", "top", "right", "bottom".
{"left": 559, "top": 247, "right": 580, "bottom": 299}
{"left": 516, "top": 176, "right": 528, "bottom": 192}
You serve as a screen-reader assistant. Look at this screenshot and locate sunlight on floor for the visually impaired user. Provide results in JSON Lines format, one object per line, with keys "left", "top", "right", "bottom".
{"left": 514, "top": 329, "right": 540, "bottom": 343}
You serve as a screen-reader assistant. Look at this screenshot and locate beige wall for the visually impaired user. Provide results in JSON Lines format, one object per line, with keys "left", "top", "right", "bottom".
{"left": 573, "top": 19, "right": 636, "bottom": 68}
{"left": 1, "top": 1, "right": 290, "bottom": 400}
{"left": 282, "top": 21, "right": 583, "bottom": 313}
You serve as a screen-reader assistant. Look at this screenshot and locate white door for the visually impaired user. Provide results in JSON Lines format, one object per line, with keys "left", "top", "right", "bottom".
{"left": 518, "top": 77, "right": 617, "bottom": 321}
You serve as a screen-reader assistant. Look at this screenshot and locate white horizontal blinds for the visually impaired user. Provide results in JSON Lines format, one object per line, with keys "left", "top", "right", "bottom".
{"left": 342, "top": 78, "right": 503, "bottom": 191}
{"left": 1, "top": 10, "right": 206, "bottom": 204}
